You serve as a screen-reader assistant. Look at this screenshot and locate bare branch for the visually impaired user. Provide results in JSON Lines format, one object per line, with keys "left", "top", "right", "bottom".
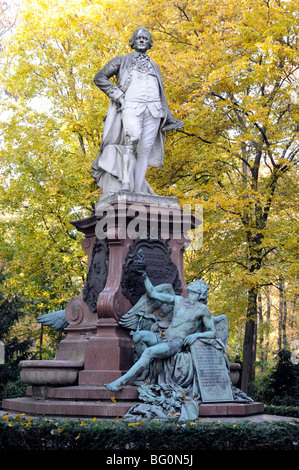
{"left": 0, "top": 1, "right": 19, "bottom": 45}
{"left": 176, "top": 128, "right": 213, "bottom": 144}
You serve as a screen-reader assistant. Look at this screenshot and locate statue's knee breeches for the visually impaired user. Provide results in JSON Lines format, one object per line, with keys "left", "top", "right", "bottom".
{"left": 122, "top": 109, "right": 142, "bottom": 143}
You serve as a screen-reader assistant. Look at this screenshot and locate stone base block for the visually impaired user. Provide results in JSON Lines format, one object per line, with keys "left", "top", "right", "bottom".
{"left": 27, "top": 384, "right": 139, "bottom": 401}
{"left": 42, "top": 385, "right": 138, "bottom": 401}
{"left": 2, "top": 383, "right": 264, "bottom": 419}
{"left": 198, "top": 402, "right": 264, "bottom": 417}
{"left": 1, "top": 397, "right": 136, "bottom": 418}
{"left": 2, "top": 385, "right": 139, "bottom": 418}
{"left": 81, "top": 322, "right": 133, "bottom": 386}
{"left": 79, "top": 369, "right": 128, "bottom": 385}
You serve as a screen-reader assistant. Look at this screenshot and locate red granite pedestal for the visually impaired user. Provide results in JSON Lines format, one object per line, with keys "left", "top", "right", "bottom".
{"left": 2, "top": 194, "right": 192, "bottom": 417}
{"left": 198, "top": 402, "right": 264, "bottom": 417}
{"left": 70, "top": 193, "right": 190, "bottom": 387}
{"left": 3, "top": 385, "right": 139, "bottom": 418}
{"left": 2, "top": 386, "right": 264, "bottom": 418}
{"left": 2, "top": 193, "right": 264, "bottom": 419}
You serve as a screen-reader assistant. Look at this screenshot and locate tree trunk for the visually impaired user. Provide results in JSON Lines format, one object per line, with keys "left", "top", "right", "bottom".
{"left": 257, "top": 292, "right": 264, "bottom": 369}
{"left": 39, "top": 324, "right": 43, "bottom": 360}
{"left": 278, "top": 278, "right": 288, "bottom": 350}
{"left": 282, "top": 285, "right": 288, "bottom": 349}
{"left": 241, "top": 286, "right": 258, "bottom": 395}
{"left": 290, "top": 295, "right": 297, "bottom": 341}
{"left": 265, "top": 285, "right": 271, "bottom": 362}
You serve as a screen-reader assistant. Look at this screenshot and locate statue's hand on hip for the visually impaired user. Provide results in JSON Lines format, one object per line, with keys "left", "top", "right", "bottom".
{"left": 115, "top": 95, "right": 125, "bottom": 113}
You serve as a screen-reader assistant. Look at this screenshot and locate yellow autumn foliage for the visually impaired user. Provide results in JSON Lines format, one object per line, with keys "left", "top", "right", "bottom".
{"left": 0, "top": 0, "right": 297, "bottom": 381}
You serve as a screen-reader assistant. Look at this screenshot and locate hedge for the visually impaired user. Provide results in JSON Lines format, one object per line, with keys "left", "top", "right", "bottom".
{"left": 0, "top": 414, "right": 298, "bottom": 451}
{"left": 264, "top": 405, "right": 299, "bottom": 418}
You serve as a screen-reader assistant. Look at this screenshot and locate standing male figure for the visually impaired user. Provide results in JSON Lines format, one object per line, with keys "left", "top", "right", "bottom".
{"left": 92, "top": 27, "right": 184, "bottom": 195}
{"left": 105, "top": 274, "right": 216, "bottom": 391}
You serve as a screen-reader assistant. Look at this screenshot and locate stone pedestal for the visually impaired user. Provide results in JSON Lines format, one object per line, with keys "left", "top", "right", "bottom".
{"left": 76, "top": 193, "right": 191, "bottom": 385}
{"left": 79, "top": 318, "right": 133, "bottom": 385}
{"left": 198, "top": 402, "right": 264, "bottom": 417}
{"left": 2, "top": 389, "right": 264, "bottom": 418}
{"left": 37, "top": 193, "right": 193, "bottom": 384}
{"left": 2, "top": 192, "right": 264, "bottom": 420}
{"left": 2, "top": 193, "right": 199, "bottom": 418}
{"left": 56, "top": 193, "right": 194, "bottom": 385}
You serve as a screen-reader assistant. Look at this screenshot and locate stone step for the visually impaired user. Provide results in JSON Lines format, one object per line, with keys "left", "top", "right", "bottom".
{"left": 2, "top": 397, "right": 136, "bottom": 418}
{"left": 26, "top": 385, "right": 139, "bottom": 402}
{"left": 198, "top": 402, "right": 264, "bottom": 417}
{"left": 2, "top": 396, "right": 264, "bottom": 419}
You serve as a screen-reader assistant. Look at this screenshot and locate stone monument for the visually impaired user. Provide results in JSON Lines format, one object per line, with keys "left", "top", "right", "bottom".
{"left": 104, "top": 264, "right": 253, "bottom": 420}
{"left": 2, "top": 27, "right": 263, "bottom": 419}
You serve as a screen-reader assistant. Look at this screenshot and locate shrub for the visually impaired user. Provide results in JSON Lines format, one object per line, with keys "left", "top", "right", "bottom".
{"left": 0, "top": 378, "right": 27, "bottom": 400}
{"left": 264, "top": 405, "right": 299, "bottom": 418}
{"left": 268, "top": 350, "right": 298, "bottom": 397}
{"left": 254, "top": 349, "right": 299, "bottom": 406}
{"left": 0, "top": 415, "right": 298, "bottom": 451}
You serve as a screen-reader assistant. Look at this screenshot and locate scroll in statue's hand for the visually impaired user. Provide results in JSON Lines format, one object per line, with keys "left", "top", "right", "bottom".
{"left": 161, "top": 120, "right": 184, "bottom": 133}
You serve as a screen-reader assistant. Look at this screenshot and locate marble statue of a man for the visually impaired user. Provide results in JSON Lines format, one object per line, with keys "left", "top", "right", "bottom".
{"left": 91, "top": 27, "right": 184, "bottom": 195}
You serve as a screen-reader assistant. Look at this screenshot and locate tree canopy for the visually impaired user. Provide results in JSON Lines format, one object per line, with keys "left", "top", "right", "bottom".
{"left": 0, "top": 0, "right": 298, "bottom": 393}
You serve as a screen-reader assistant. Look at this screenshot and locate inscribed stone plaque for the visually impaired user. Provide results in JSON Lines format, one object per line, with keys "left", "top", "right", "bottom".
{"left": 121, "top": 238, "right": 182, "bottom": 305}
{"left": 191, "top": 340, "right": 233, "bottom": 402}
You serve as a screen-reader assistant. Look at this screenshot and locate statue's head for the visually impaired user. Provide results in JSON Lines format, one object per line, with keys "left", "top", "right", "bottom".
{"left": 187, "top": 280, "right": 209, "bottom": 303}
{"left": 129, "top": 27, "right": 153, "bottom": 51}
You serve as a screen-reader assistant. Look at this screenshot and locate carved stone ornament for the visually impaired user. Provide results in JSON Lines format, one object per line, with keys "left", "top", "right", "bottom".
{"left": 121, "top": 238, "right": 182, "bottom": 305}
{"left": 83, "top": 238, "right": 109, "bottom": 313}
